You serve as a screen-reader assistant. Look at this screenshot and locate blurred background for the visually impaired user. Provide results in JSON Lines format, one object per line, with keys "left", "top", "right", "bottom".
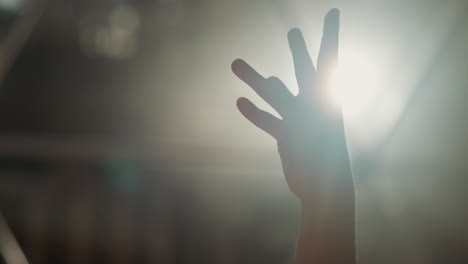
{"left": 0, "top": 0, "right": 467, "bottom": 263}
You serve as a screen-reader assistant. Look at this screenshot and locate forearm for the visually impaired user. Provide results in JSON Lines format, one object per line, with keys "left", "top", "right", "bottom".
{"left": 295, "top": 178, "right": 356, "bottom": 264}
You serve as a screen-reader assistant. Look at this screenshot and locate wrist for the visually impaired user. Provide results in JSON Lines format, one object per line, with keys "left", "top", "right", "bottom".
{"left": 300, "top": 172, "right": 355, "bottom": 208}
{"left": 297, "top": 193, "right": 356, "bottom": 264}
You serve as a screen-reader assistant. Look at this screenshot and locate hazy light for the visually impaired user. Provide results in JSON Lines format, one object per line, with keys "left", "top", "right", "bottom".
{"left": 0, "top": 213, "right": 29, "bottom": 264}
{"left": 0, "top": 0, "right": 23, "bottom": 11}
{"left": 330, "top": 52, "right": 381, "bottom": 119}
{"left": 78, "top": 4, "right": 140, "bottom": 60}
{"left": 327, "top": 50, "right": 406, "bottom": 147}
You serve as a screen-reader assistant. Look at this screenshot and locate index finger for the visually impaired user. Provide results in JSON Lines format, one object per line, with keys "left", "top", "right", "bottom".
{"left": 288, "top": 28, "right": 315, "bottom": 95}
{"left": 317, "top": 8, "right": 340, "bottom": 77}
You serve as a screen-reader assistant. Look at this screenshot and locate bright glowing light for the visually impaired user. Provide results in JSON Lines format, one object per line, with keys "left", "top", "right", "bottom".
{"left": 330, "top": 52, "right": 381, "bottom": 119}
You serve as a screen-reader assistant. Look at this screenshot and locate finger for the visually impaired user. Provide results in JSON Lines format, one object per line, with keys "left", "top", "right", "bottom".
{"left": 264, "top": 76, "right": 295, "bottom": 116}
{"left": 232, "top": 59, "right": 265, "bottom": 90}
{"left": 237, "top": 97, "right": 282, "bottom": 138}
{"left": 232, "top": 59, "right": 294, "bottom": 115}
{"left": 317, "top": 8, "right": 340, "bottom": 78}
{"left": 288, "top": 28, "right": 315, "bottom": 95}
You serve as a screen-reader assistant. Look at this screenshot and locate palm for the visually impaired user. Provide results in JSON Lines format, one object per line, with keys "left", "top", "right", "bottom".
{"left": 232, "top": 9, "right": 352, "bottom": 200}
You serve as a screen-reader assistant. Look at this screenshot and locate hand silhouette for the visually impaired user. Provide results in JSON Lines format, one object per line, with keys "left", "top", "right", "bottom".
{"left": 232, "top": 9, "right": 356, "bottom": 263}
{"left": 232, "top": 9, "right": 353, "bottom": 203}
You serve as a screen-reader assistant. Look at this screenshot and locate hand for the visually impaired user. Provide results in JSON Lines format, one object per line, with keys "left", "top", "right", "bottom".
{"left": 233, "top": 9, "right": 356, "bottom": 263}
{"left": 232, "top": 9, "right": 353, "bottom": 203}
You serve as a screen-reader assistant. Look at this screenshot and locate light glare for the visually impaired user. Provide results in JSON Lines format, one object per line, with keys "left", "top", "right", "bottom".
{"left": 331, "top": 52, "right": 381, "bottom": 119}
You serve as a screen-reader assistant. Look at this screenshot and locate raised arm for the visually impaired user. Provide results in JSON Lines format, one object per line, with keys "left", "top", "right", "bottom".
{"left": 232, "top": 9, "right": 356, "bottom": 264}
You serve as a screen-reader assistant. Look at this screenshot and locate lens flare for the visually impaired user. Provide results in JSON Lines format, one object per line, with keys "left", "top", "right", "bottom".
{"left": 330, "top": 52, "right": 381, "bottom": 119}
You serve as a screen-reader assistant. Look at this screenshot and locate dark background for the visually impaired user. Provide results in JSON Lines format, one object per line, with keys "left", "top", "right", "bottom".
{"left": 0, "top": 0, "right": 467, "bottom": 263}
